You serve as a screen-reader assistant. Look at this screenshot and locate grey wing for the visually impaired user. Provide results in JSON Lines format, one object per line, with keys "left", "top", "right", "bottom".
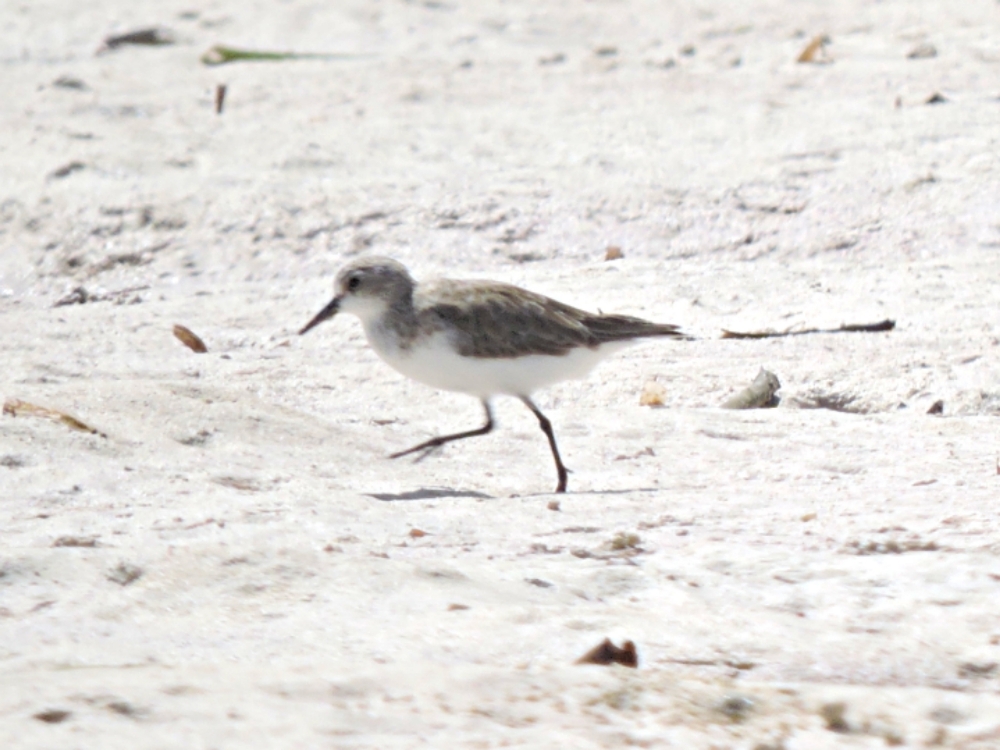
{"left": 423, "top": 284, "right": 595, "bottom": 359}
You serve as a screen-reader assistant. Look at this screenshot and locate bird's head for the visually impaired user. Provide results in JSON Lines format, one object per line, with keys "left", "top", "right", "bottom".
{"left": 299, "top": 256, "right": 415, "bottom": 334}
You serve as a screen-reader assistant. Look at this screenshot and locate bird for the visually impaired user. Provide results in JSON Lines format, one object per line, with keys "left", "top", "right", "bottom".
{"left": 299, "top": 256, "right": 685, "bottom": 493}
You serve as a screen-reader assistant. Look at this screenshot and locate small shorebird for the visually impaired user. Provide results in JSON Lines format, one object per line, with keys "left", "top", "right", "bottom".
{"left": 299, "top": 257, "right": 685, "bottom": 493}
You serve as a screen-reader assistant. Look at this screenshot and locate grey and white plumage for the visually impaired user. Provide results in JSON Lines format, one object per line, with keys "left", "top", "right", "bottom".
{"left": 300, "top": 256, "right": 685, "bottom": 493}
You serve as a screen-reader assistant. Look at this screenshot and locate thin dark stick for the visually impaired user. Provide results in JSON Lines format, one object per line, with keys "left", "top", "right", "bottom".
{"left": 520, "top": 396, "right": 569, "bottom": 494}
{"left": 721, "top": 319, "right": 895, "bottom": 339}
{"left": 390, "top": 400, "right": 494, "bottom": 462}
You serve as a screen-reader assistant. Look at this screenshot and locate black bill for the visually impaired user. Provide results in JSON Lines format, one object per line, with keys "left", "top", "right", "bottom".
{"left": 299, "top": 296, "right": 341, "bottom": 335}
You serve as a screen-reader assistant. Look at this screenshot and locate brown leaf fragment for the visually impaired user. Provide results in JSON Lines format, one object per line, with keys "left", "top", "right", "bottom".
{"left": 639, "top": 379, "right": 667, "bottom": 407}
{"left": 3, "top": 398, "right": 107, "bottom": 437}
{"left": 34, "top": 709, "right": 72, "bottom": 723}
{"left": 408, "top": 528, "right": 428, "bottom": 538}
{"left": 576, "top": 638, "right": 638, "bottom": 668}
{"left": 604, "top": 245, "right": 623, "bottom": 261}
{"left": 447, "top": 603, "right": 470, "bottom": 611}
{"left": 927, "top": 400, "right": 944, "bottom": 415}
{"left": 215, "top": 84, "right": 227, "bottom": 114}
{"left": 797, "top": 35, "right": 831, "bottom": 64}
{"left": 173, "top": 324, "right": 208, "bottom": 353}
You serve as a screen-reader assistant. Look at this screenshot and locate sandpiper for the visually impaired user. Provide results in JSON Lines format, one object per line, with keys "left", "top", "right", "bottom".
{"left": 299, "top": 257, "right": 685, "bottom": 493}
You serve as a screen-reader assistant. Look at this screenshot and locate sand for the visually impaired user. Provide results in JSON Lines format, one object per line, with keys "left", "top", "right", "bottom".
{"left": 2, "top": 0, "right": 1000, "bottom": 747}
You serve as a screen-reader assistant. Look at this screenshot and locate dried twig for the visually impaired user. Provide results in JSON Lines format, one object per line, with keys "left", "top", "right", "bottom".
{"left": 721, "top": 319, "right": 894, "bottom": 339}
{"left": 201, "top": 45, "right": 373, "bottom": 66}
{"left": 3, "top": 398, "right": 107, "bottom": 438}
{"left": 797, "top": 35, "right": 831, "bottom": 64}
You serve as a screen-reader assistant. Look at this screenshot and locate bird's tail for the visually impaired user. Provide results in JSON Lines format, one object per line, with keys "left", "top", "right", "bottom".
{"left": 584, "top": 314, "right": 692, "bottom": 343}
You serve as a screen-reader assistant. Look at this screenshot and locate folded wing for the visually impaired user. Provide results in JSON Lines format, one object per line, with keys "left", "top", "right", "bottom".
{"left": 420, "top": 281, "right": 685, "bottom": 359}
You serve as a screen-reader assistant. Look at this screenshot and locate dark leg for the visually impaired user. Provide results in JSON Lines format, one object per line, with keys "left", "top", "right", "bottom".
{"left": 390, "top": 400, "right": 494, "bottom": 463}
{"left": 519, "top": 396, "right": 569, "bottom": 494}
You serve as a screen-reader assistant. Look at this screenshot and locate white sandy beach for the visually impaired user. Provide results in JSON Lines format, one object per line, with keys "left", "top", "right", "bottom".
{"left": 2, "top": 0, "right": 1000, "bottom": 746}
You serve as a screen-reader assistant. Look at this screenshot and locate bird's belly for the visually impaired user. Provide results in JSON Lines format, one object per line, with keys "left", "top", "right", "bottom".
{"left": 368, "top": 330, "right": 626, "bottom": 397}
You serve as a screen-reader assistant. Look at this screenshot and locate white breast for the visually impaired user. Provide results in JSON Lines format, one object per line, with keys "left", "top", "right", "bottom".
{"left": 362, "top": 324, "right": 628, "bottom": 398}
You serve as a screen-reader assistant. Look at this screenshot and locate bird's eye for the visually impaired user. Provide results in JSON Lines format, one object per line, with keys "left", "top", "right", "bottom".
{"left": 347, "top": 276, "right": 360, "bottom": 291}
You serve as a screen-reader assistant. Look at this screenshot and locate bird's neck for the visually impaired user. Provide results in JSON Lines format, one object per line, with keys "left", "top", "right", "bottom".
{"left": 364, "top": 294, "right": 420, "bottom": 353}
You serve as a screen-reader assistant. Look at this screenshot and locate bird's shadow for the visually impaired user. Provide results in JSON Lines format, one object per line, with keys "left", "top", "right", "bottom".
{"left": 517, "top": 486, "right": 662, "bottom": 499}
{"left": 367, "top": 486, "right": 660, "bottom": 501}
{"left": 367, "top": 487, "right": 493, "bottom": 502}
